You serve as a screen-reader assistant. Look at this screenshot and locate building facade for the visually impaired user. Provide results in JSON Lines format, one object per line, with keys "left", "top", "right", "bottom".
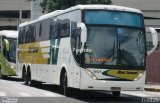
{"left": 31, "top": 0, "right": 43, "bottom": 20}
{"left": 0, "top": 0, "right": 31, "bottom": 30}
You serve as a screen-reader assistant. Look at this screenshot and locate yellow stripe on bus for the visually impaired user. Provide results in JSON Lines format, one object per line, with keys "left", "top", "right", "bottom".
{"left": 103, "top": 70, "right": 144, "bottom": 81}
{"left": 18, "top": 41, "right": 50, "bottom": 64}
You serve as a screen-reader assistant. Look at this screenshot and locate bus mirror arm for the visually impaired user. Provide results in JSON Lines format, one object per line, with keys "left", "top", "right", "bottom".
{"left": 147, "top": 27, "right": 158, "bottom": 56}
{"left": 77, "top": 23, "right": 87, "bottom": 53}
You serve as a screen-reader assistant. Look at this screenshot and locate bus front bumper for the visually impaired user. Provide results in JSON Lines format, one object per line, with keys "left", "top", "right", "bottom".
{"left": 80, "top": 69, "right": 145, "bottom": 91}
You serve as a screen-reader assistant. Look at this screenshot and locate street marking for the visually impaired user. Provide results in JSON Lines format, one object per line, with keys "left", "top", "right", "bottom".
{"left": 43, "top": 92, "right": 64, "bottom": 97}
{"left": 0, "top": 92, "right": 6, "bottom": 96}
{"left": 19, "top": 92, "right": 32, "bottom": 97}
{"left": 122, "top": 91, "right": 150, "bottom": 97}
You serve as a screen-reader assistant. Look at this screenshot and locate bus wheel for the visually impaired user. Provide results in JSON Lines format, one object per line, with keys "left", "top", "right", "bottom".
{"left": 61, "top": 72, "right": 70, "bottom": 96}
{"left": 1, "top": 75, "right": 8, "bottom": 79}
{"left": 23, "top": 72, "right": 28, "bottom": 85}
{"left": 27, "top": 73, "right": 38, "bottom": 87}
{"left": 28, "top": 72, "right": 32, "bottom": 86}
{"left": 30, "top": 80, "right": 41, "bottom": 87}
{"left": 112, "top": 91, "right": 120, "bottom": 97}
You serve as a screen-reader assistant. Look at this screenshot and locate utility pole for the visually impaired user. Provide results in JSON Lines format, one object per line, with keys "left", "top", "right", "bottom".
{"left": 31, "top": 0, "right": 43, "bottom": 20}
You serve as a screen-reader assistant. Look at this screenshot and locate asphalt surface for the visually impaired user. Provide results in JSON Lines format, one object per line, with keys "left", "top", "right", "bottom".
{"left": 0, "top": 77, "right": 160, "bottom": 103}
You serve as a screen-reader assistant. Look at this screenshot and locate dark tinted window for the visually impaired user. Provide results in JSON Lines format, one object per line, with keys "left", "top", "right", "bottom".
{"left": 18, "top": 27, "right": 25, "bottom": 44}
{"left": 35, "top": 22, "right": 41, "bottom": 42}
{"left": 0, "top": 11, "right": 19, "bottom": 18}
{"left": 59, "top": 19, "right": 70, "bottom": 38}
{"left": 19, "top": 18, "right": 70, "bottom": 43}
{"left": 19, "top": 24, "right": 35, "bottom": 44}
{"left": 25, "top": 26, "right": 29, "bottom": 43}
{"left": 50, "top": 19, "right": 70, "bottom": 39}
{"left": 50, "top": 18, "right": 56, "bottom": 39}
{"left": 41, "top": 19, "right": 50, "bottom": 41}
{"left": 22, "top": 10, "right": 30, "bottom": 19}
{"left": 29, "top": 24, "right": 35, "bottom": 42}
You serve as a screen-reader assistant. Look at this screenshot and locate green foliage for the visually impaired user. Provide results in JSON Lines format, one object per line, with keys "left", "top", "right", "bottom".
{"left": 39, "top": 0, "right": 112, "bottom": 12}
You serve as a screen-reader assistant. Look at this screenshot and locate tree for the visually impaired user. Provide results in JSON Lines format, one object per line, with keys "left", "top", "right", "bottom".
{"left": 39, "top": 0, "right": 112, "bottom": 12}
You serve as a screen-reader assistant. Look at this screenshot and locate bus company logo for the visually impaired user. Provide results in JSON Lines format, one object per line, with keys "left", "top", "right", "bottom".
{"left": 1, "top": 97, "right": 19, "bottom": 103}
{"left": 72, "top": 48, "right": 92, "bottom": 53}
{"left": 28, "top": 47, "right": 39, "bottom": 53}
{"left": 102, "top": 70, "right": 144, "bottom": 81}
{"left": 117, "top": 70, "right": 138, "bottom": 75}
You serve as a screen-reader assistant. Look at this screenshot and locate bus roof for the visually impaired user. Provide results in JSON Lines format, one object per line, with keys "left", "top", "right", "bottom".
{"left": 0, "top": 30, "right": 18, "bottom": 39}
{"left": 19, "top": 5, "right": 143, "bottom": 27}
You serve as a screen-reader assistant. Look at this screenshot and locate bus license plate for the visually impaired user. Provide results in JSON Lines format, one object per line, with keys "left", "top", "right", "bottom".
{"left": 111, "top": 87, "right": 121, "bottom": 91}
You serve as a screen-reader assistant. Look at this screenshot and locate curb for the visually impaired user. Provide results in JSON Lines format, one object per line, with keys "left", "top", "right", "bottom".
{"left": 144, "top": 88, "right": 160, "bottom": 92}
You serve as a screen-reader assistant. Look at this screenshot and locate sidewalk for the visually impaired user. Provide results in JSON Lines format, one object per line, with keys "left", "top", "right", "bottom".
{"left": 144, "top": 84, "right": 160, "bottom": 92}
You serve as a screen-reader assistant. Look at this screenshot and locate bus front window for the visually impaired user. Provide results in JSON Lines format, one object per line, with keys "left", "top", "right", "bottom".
{"left": 117, "top": 28, "right": 145, "bottom": 66}
{"left": 8, "top": 38, "right": 17, "bottom": 62}
{"left": 85, "top": 27, "right": 117, "bottom": 65}
{"left": 83, "top": 10, "right": 145, "bottom": 69}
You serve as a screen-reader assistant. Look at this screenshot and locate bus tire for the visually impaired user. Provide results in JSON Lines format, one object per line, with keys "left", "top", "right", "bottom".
{"left": 28, "top": 71, "right": 32, "bottom": 86}
{"left": 112, "top": 91, "right": 120, "bottom": 97}
{"left": 28, "top": 80, "right": 36, "bottom": 87}
{"left": 61, "top": 71, "right": 70, "bottom": 96}
{"left": 30, "top": 80, "right": 42, "bottom": 87}
{"left": 1, "top": 75, "right": 8, "bottom": 79}
{"left": 24, "top": 72, "right": 28, "bottom": 85}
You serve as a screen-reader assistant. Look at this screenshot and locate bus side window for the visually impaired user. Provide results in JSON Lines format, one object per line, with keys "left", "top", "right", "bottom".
{"left": 35, "top": 22, "right": 41, "bottom": 42}
{"left": 50, "top": 20, "right": 60, "bottom": 39}
{"left": 29, "top": 24, "right": 35, "bottom": 42}
{"left": 18, "top": 28, "right": 22, "bottom": 44}
{"left": 21, "top": 27, "right": 26, "bottom": 44}
{"left": 25, "top": 26, "right": 29, "bottom": 43}
{"left": 59, "top": 19, "right": 70, "bottom": 38}
{"left": 50, "top": 18, "right": 57, "bottom": 39}
{"left": 51, "top": 19, "right": 70, "bottom": 39}
{"left": 39, "top": 22, "right": 42, "bottom": 38}
{"left": 41, "top": 19, "right": 50, "bottom": 41}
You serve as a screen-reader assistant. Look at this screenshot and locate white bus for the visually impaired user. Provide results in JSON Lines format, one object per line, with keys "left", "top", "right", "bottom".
{"left": 0, "top": 30, "right": 18, "bottom": 78}
{"left": 16, "top": 5, "right": 157, "bottom": 96}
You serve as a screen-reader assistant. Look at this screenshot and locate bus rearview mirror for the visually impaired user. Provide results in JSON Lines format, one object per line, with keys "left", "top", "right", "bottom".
{"left": 77, "top": 23, "right": 87, "bottom": 53}
{"left": 146, "top": 27, "right": 158, "bottom": 56}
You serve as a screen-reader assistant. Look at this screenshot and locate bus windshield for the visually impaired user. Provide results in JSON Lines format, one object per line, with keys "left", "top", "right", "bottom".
{"left": 8, "top": 38, "right": 17, "bottom": 62}
{"left": 83, "top": 10, "right": 145, "bottom": 69}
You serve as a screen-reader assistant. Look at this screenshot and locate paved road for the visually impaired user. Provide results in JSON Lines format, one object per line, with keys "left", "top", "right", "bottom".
{"left": 0, "top": 77, "right": 160, "bottom": 103}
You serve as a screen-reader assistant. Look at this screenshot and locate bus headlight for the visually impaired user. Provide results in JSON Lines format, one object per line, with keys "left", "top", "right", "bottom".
{"left": 134, "top": 72, "right": 144, "bottom": 81}
{"left": 84, "top": 69, "right": 97, "bottom": 80}
{"left": 11, "top": 66, "right": 14, "bottom": 69}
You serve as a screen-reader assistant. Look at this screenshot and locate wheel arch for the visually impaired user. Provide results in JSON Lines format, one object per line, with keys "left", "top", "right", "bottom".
{"left": 60, "top": 67, "right": 66, "bottom": 85}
